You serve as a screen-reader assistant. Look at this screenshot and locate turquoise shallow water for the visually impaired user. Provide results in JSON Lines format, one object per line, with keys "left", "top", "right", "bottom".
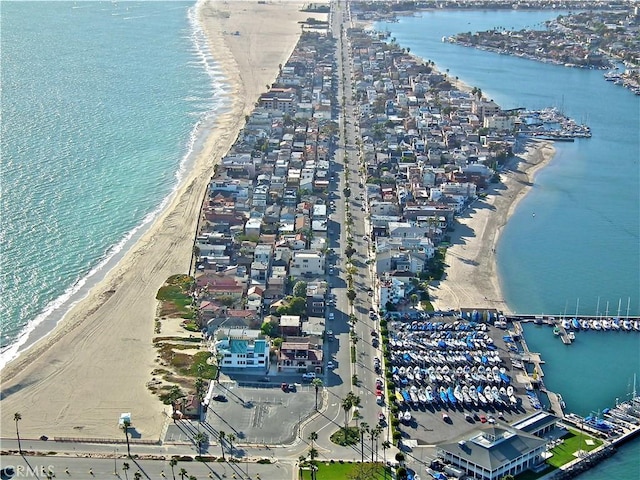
{"left": 376, "top": 9, "right": 640, "bottom": 477}
{"left": 0, "top": 0, "right": 227, "bottom": 363}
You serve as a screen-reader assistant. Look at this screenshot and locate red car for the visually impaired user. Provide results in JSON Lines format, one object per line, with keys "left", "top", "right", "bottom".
{"left": 480, "top": 414, "right": 487, "bottom": 423}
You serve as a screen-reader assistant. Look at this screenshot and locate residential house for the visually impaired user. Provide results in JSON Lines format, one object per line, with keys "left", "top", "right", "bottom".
{"left": 278, "top": 340, "right": 323, "bottom": 374}
{"left": 213, "top": 328, "right": 270, "bottom": 373}
{"left": 289, "top": 250, "right": 326, "bottom": 278}
{"left": 279, "top": 315, "right": 302, "bottom": 337}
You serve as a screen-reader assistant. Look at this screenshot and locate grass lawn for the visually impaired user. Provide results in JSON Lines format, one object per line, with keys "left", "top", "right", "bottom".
{"left": 546, "top": 429, "right": 603, "bottom": 467}
{"left": 299, "top": 462, "right": 391, "bottom": 480}
{"left": 513, "top": 428, "right": 605, "bottom": 480}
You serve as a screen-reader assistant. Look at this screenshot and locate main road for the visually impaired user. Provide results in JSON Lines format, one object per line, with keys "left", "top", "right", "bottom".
{"left": 0, "top": 2, "right": 397, "bottom": 477}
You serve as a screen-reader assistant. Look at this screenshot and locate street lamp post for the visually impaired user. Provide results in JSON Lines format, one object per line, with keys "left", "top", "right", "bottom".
{"left": 113, "top": 447, "right": 117, "bottom": 476}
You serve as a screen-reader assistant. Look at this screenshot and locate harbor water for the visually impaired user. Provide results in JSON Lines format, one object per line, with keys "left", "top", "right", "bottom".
{"left": 375, "top": 8, "right": 639, "bottom": 478}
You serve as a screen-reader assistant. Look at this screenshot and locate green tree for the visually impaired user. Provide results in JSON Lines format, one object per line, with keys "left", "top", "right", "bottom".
{"left": 179, "top": 468, "right": 188, "bottom": 480}
{"left": 122, "top": 462, "right": 130, "bottom": 480}
{"left": 311, "top": 378, "right": 323, "bottom": 410}
{"left": 410, "top": 294, "right": 419, "bottom": 307}
{"left": 347, "top": 289, "right": 356, "bottom": 303}
{"left": 121, "top": 419, "right": 132, "bottom": 457}
{"left": 134, "top": 472, "right": 142, "bottom": 480}
{"left": 341, "top": 391, "right": 360, "bottom": 432}
{"left": 13, "top": 412, "right": 22, "bottom": 454}
{"left": 227, "top": 433, "right": 236, "bottom": 458}
{"left": 309, "top": 431, "right": 318, "bottom": 451}
{"left": 194, "top": 377, "right": 207, "bottom": 420}
{"left": 382, "top": 441, "right": 391, "bottom": 479}
{"left": 165, "top": 385, "right": 185, "bottom": 422}
{"left": 194, "top": 431, "right": 208, "bottom": 455}
{"left": 218, "top": 431, "right": 226, "bottom": 460}
{"left": 293, "top": 281, "right": 308, "bottom": 297}
{"left": 359, "top": 422, "right": 369, "bottom": 462}
{"left": 169, "top": 458, "right": 178, "bottom": 480}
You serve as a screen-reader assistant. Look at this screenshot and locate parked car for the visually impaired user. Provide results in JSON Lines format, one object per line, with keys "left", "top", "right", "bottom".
{"left": 302, "top": 372, "right": 316, "bottom": 381}
{"left": 327, "top": 361, "right": 336, "bottom": 370}
{"left": 212, "top": 394, "right": 228, "bottom": 402}
{"left": 328, "top": 312, "right": 334, "bottom": 321}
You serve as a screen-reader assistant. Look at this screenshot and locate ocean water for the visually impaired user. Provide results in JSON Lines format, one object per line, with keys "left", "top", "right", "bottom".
{"left": 0, "top": 0, "right": 228, "bottom": 366}
{"left": 375, "top": 9, "right": 640, "bottom": 478}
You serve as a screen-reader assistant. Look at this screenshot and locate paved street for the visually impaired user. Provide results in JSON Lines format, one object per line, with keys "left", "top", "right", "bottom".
{"left": 1, "top": 2, "right": 400, "bottom": 478}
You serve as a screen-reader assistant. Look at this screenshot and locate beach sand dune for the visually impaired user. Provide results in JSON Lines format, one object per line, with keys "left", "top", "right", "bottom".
{"left": 0, "top": 0, "right": 324, "bottom": 440}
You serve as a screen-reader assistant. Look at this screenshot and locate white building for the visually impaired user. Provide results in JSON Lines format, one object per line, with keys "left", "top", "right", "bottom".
{"left": 213, "top": 328, "right": 270, "bottom": 373}
{"left": 436, "top": 424, "right": 547, "bottom": 480}
{"left": 379, "top": 277, "right": 406, "bottom": 308}
{"left": 289, "top": 250, "right": 326, "bottom": 278}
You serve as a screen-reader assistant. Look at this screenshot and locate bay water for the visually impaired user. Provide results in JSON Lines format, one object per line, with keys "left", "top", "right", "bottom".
{"left": 0, "top": 0, "right": 228, "bottom": 366}
{"left": 376, "top": 9, "right": 639, "bottom": 478}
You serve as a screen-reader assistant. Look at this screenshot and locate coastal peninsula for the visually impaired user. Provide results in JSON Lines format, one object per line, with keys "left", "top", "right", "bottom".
{"left": 0, "top": 0, "right": 587, "bottom": 457}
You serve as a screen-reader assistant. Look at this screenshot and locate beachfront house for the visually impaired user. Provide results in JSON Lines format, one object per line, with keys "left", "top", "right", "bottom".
{"left": 213, "top": 328, "right": 270, "bottom": 374}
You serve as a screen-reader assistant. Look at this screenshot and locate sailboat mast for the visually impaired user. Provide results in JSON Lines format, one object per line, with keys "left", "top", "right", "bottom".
{"left": 626, "top": 297, "right": 631, "bottom": 319}
{"left": 596, "top": 296, "right": 600, "bottom": 317}
{"left": 617, "top": 298, "right": 622, "bottom": 317}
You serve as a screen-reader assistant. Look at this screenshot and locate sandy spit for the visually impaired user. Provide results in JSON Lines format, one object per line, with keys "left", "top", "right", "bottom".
{"left": 428, "top": 140, "right": 556, "bottom": 313}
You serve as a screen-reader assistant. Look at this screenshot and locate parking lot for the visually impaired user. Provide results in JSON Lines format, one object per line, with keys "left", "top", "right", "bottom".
{"left": 203, "top": 380, "right": 317, "bottom": 445}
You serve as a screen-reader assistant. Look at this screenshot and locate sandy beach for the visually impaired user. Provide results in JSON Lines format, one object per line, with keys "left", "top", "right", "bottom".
{"left": 0, "top": 0, "right": 322, "bottom": 440}
{"left": 428, "top": 140, "right": 556, "bottom": 313}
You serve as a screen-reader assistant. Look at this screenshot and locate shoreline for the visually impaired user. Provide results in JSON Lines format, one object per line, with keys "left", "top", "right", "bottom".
{"left": 0, "top": 0, "right": 316, "bottom": 440}
{"left": 428, "top": 139, "right": 556, "bottom": 314}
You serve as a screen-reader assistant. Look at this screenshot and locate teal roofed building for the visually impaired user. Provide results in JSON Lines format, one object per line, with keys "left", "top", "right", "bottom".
{"left": 214, "top": 328, "right": 271, "bottom": 373}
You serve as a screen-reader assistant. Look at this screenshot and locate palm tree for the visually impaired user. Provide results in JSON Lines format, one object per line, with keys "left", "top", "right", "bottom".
{"left": 227, "top": 433, "right": 236, "bottom": 458}
{"left": 179, "top": 467, "right": 188, "bottom": 480}
{"left": 194, "top": 432, "right": 208, "bottom": 455}
{"left": 353, "top": 409, "right": 362, "bottom": 429}
{"left": 13, "top": 412, "right": 22, "bottom": 453}
{"left": 309, "top": 431, "right": 318, "bottom": 451}
{"left": 218, "top": 431, "right": 226, "bottom": 460}
{"left": 194, "top": 377, "right": 207, "bottom": 419}
{"left": 341, "top": 395, "right": 354, "bottom": 432}
{"left": 359, "top": 422, "right": 369, "bottom": 462}
{"left": 166, "top": 385, "right": 185, "bottom": 421}
{"left": 122, "top": 419, "right": 132, "bottom": 457}
{"left": 169, "top": 458, "right": 178, "bottom": 480}
{"left": 311, "top": 378, "right": 323, "bottom": 410}
{"left": 134, "top": 472, "right": 142, "bottom": 480}
{"left": 370, "top": 426, "right": 382, "bottom": 462}
{"left": 122, "top": 462, "right": 130, "bottom": 480}
{"left": 382, "top": 440, "right": 391, "bottom": 477}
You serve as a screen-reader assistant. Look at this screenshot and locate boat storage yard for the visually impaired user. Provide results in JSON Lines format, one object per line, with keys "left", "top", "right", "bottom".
{"left": 384, "top": 310, "right": 640, "bottom": 479}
